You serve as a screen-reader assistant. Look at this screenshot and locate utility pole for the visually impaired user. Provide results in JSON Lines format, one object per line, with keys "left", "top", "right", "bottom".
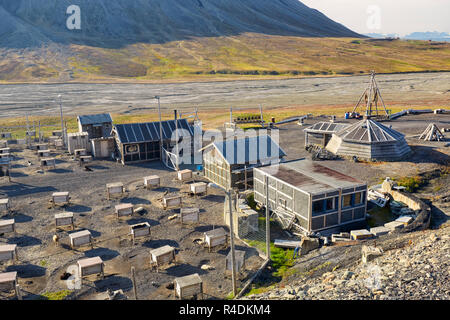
{"left": 174, "top": 109, "right": 180, "bottom": 171}
{"left": 58, "top": 95, "right": 65, "bottom": 148}
{"left": 227, "top": 189, "right": 238, "bottom": 297}
{"left": 265, "top": 175, "right": 271, "bottom": 260}
{"left": 155, "top": 96, "right": 163, "bottom": 161}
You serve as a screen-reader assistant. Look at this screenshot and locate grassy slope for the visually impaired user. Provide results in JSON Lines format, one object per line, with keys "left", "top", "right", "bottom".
{"left": 1, "top": 34, "right": 450, "bottom": 83}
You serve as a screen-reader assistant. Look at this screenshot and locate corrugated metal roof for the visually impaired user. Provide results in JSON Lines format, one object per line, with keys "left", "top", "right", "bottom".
{"left": 257, "top": 160, "right": 365, "bottom": 195}
{"left": 213, "top": 135, "right": 286, "bottom": 165}
{"left": 78, "top": 114, "right": 112, "bottom": 125}
{"left": 304, "top": 122, "right": 349, "bottom": 133}
{"left": 114, "top": 119, "right": 194, "bottom": 144}
{"left": 336, "top": 120, "right": 405, "bottom": 143}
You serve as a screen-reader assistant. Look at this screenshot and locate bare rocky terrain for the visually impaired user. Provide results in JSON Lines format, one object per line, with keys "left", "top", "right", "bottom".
{"left": 0, "top": 72, "right": 449, "bottom": 118}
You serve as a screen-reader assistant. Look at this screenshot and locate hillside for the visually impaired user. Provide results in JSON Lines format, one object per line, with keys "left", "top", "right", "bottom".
{"left": 0, "top": 0, "right": 361, "bottom": 48}
{"left": 1, "top": 35, "right": 450, "bottom": 83}
{"left": 0, "top": 1, "right": 450, "bottom": 83}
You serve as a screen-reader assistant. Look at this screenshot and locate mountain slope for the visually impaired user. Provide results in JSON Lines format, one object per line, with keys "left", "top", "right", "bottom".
{"left": 0, "top": 0, "right": 362, "bottom": 48}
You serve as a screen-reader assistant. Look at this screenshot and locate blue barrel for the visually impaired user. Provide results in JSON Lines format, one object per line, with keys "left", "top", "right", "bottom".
{"left": 344, "top": 112, "right": 350, "bottom": 119}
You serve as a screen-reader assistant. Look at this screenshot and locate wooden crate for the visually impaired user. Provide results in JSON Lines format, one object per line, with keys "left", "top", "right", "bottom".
{"left": 177, "top": 169, "right": 192, "bottom": 182}
{"left": 55, "top": 212, "right": 74, "bottom": 230}
{"left": 130, "top": 222, "right": 151, "bottom": 244}
{"left": 78, "top": 256, "right": 104, "bottom": 278}
{"left": 40, "top": 158, "right": 56, "bottom": 170}
{"left": 174, "top": 273, "right": 203, "bottom": 300}
{"left": 106, "top": 182, "right": 124, "bottom": 199}
{"left": 115, "top": 203, "right": 134, "bottom": 219}
{"left": 79, "top": 156, "right": 93, "bottom": 165}
{"left": 144, "top": 175, "right": 160, "bottom": 189}
{"left": 150, "top": 245, "right": 176, "bottom": 271}
{"left": 162, "top": 196, "right": 182, "bottom": 210}
{"left": 74, "top": 149, "right": 87, "bottom": 158}
{"left": 0, "top": 219, "right": 15, "bottom": 234}
{"left": 190, "top": 182, "right": 207, "bottom": 196}
{"left": 226, "top": 250, "right": 246, "bottom": 274}
{"left": 350, "top": 229, "right": 374, "bottom": 240}
{"left": 0, "top": 198, "right": 10, "bottom": 212}
{"left": 54, "top": 139, "right": 63, "bottom": 148}
{"left": 35, "top": 143, "right": 48, "bottom": 151}
{"left": 37, "top": 149, "right": 51, "bottom": 158}
{"left": 48, "top": 136, "right": 59, "bottom": 146}
{"left": 52, "top": 192, "right": 70, "bottom": 206}
{"left": 69, "top": 230, "right": 92, "bottom": 249}
{"left": 0, "top": 148, "right": 10, "bottom": 154}
{"left": 204, "top": 228, "right": 227, "bottom": 252}
{"left": 180, "top": 208, "right": 200, "bottom": 225}
{"left": 0, "top": 244, "right": 18, "bottom": 263}
{"left": 0, "top": 272, "right": 18, "bottom": 295}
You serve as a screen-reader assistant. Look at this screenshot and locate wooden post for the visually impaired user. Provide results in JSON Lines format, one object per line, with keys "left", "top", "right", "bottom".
{"left": 227, "top": 190, "right": 237, "bottom": 297}
{"left": 16, "top": 284, "right": 22, "bottom": 300}
{"left": 265, "top": 175, "right": 271, "bottom": 260}
{"left": 131, "top": 267, "right": 138, "bottom": 300}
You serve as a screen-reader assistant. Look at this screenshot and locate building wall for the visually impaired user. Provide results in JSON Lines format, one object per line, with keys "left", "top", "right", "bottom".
{"left": 254, "top": 168, "right": 368, "bottom": 233}
{"left": 203, "top": 148, "right": 231, "bottom": 190}
{"left": 253, "top": 169, "right": 310, "bottom": 231}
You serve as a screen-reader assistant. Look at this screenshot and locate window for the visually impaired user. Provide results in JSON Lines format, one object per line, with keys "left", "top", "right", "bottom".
{"left": 312, "top": 201, "right": 323, "bottom": 214}
{"left": 326, "top": 198, "right": 334, "bottom": 211}
{"left": 342, "top": 194, "right": 352, "bottom": 208}
{"left": 354, "top": 192, "right": 363, "bottom": 205}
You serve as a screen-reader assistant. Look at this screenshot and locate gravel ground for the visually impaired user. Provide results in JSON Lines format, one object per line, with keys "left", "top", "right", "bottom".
{"left": 0, "top": 113, "right": 448, "bottom": 300}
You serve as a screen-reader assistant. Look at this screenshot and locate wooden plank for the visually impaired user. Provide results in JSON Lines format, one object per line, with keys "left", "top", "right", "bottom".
{"left": 274, "top": 239, "right": 302, "bottom": 249}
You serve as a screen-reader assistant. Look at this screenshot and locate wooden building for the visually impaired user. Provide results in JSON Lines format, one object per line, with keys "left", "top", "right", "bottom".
{"left": 253, "top": 159, "right": 368, "bottom": 235}
{"left": 77, "top": 114, "right": 113, "bottom": 140}
{"left": 326, "top": 119, "right": 411, "bottom": 161}
{"left": 304, "top": 122, "right": 349, "bottom": 148}
{"left": 112, "top": 119, "right": 194, "bottom": 165}
{"left": 201, "top": 135, "right": 286, "bottom": 190}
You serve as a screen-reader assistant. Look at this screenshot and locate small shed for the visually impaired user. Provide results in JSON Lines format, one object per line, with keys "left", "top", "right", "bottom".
{"left": 69, "top": 230, "right": 93, "bottom": 249}
{"left": 180, "top": 207, "right": 200, "bottom": 225}
{"left": 40, "top": 158, "right": 56, "bottom": 170}
{"left": 67, "top": 132, "right": 90, "bottom": 154}
{"left": 51, "top": 192, "right": 70, "bottom": 207}
{"left": 77, "top": 256, "right": 104, "bottom": 279}
{"left": 174, "top": 273, "right": 203, "bottom": 300}
{"left": 77, "top": 114, "right": 113, "bottom": 140}
{"left": 204, "top": 228, "right": 227, "bottom": 252}
{"left": 55, "top": 212, "right": 75, "bottom": 231}
{"left": 91, "top": 137, "right": 115, "bottom": 159}
{"left": 201, "top": 135, "right": 286, "bottom": 190}
{"left": 0, "top": 219, "right": 15, "bottom": 235}
{"left": 0, "top": 272, "right": 19, "bottom": 298}
{"left": 0, "top": 244, "right": 18, "bottom": 263}
{"left": 0, "top": 147, "right": 10, "bottom": 154}
{"left": 106, "top": 182, "right": 124, "bottom": 199}
{"left": 190, "top": 182, "right": 207, "bottom": 196}
{"left": 253, "top": 159, "right": 368, "bottom": 235}
{"left": 144, "top": 175, "right": 160, "bottom": 189}
{"left": 130, "top": 222, "right": 151, "bottom": 244}
{"left": 115, "top": 203, "right": 134, "bottom": 219}
{"left": 0, "top": 159, "right": 11, "bottom": 182}
{"left": 162, "top": 195, "right": 182, "bottom": 210}
{"left": 150, "top": 245, "right": 176, "bottom": 271}
{"left": 0, "top": 198, "right": 10, "bottom": 213}
{"left": 112, "top": 119, "right": 194, "bottom": 165}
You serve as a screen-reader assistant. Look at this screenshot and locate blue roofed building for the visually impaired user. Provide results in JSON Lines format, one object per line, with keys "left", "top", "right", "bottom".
{"left": 201, "top": 135, "right": 286, "bottom": 190}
